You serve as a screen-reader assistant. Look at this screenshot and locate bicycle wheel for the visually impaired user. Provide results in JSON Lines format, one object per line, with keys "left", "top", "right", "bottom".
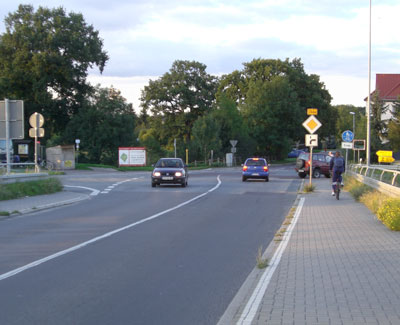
{"left": 336, "top": 182, "right": 340, "bottom": 200}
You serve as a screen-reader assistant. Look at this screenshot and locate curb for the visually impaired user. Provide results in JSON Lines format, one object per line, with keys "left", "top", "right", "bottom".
{"left": 217, "top": 180, "right": 304, "bottom": 324}
{"left": 0, "top": 193, "right": 90, "bottom": 221}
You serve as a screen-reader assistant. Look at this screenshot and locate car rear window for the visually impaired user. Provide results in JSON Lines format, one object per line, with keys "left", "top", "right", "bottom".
{"left": 246, "top": 159, "right": 266, "bottom": 166}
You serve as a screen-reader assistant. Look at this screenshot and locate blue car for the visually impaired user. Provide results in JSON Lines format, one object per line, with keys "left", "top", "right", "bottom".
{"left": 288, "top": 148, "right": 307, "bottom": 158}
{"left": 242, "top": 157, "right": 269, "bottom": 182}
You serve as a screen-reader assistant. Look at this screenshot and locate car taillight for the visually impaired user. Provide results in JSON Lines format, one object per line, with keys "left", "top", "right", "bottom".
{"left": 243, "top": 166, "right": 248, "bottom": 171}
{"left": 263, "top": 166, "right": 268, "bottom": 172}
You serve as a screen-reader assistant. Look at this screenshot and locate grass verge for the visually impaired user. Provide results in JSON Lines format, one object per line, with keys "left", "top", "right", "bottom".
{"left": 256, "top": 246, "right": 269, "bottom": 269}
{"left": 0, "top": 178, "right": 63, "bottom": 201}
{"left": 345, "top": 175, "right": 400, "bottom": 231}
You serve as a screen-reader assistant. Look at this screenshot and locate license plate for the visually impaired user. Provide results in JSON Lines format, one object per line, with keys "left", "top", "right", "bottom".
{"left": 298, "top": 169, "right": 304, "bottom": 172}
{"left": 252, "top": 173, "right": 259, "bottom": 176}
{"left": 162, "top": 176, "right": 173, "bottom": 180}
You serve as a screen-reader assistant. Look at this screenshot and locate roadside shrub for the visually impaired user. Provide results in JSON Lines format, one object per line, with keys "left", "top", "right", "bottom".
{"left": 0, "top": 178, "right": 62, "bottom": 201}
{"left": 345, "top": 177, "right": 373, "bottom": 201}
{"left": 360, "top": 190, "right": 388, "bottom": 214}
{"left": 377, "top": 199, "right": 400, "bottom": 231}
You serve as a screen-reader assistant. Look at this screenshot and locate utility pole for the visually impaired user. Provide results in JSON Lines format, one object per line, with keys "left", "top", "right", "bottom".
{"left": 366, "top": 0, "right": 372, "bottom": 165}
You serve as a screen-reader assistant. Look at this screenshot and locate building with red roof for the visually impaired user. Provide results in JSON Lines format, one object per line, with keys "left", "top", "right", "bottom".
{"left": 369, "top": 74, "right": 400, "bottom": 121}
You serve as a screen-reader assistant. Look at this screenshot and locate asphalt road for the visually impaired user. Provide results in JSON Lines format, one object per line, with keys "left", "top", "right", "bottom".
{"left": 0, "top": 165, "right": 300, "bottom": 325}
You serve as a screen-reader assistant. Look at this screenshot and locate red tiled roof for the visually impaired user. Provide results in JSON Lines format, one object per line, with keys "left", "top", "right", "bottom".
{"left": 375, "top": 74, "right": 400, "bottom": 101}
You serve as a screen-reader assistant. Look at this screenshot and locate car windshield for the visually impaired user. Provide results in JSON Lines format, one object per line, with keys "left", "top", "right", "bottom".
{"left": 156, "top": 159, "right": 183, "bottom": 168}
{"left": 246, "top": 159, "right": 266, "bottom": 166}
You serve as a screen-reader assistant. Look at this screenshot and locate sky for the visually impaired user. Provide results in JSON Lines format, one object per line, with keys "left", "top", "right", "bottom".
{"left": 1, "top": 0, "right": 399, "bottom": 112}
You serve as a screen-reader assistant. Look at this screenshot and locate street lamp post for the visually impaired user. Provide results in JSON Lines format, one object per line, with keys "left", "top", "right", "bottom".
{"left": 350, "top": 112, "right": 355, "bottom": 162}
{"left": 366, "top": 0, "right": 372, "bottom": 165}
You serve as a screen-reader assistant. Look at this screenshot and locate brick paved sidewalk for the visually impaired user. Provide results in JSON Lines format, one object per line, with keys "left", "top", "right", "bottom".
{"left": 247, "top": 178, "right": 400, "bottom": 324}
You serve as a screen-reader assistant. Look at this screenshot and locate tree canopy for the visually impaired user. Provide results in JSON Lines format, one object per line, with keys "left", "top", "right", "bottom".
{"left": 0, "top": 4, "right": 108, "bottom": 135}
{"left": 62, "top": 86, "right": 137, "bottom": 165}
{"left": 140, "top": 60, "right": 218, "bottom": 143}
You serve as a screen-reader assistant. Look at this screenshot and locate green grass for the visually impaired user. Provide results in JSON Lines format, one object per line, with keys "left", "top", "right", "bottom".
{"left": 303, "top": 183, "right": 316, "bottom": 193}
{"left": 256, "top": 246, "right": 269, "bottom": 269}
{"left": 0, "top": 178, "right": 63, "bottom": 201}
{"left": 76, "top": 163, "right": 117, "bottom": 170}
{"left": 345, "top": 175, "right": 400, "bottom": 231}
{"left": 0, "top": 211, "right": 10, "bottom": 216}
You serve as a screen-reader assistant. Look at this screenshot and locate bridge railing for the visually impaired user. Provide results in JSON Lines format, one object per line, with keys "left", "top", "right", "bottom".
{"left": 347, "top": 164, "right": 400, "bottom": 198}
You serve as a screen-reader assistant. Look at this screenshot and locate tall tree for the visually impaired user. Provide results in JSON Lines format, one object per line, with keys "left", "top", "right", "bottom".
{"left": 216, "top": 58, "right": 334, "bottom": 153}
{"left": 140, "top": 60, "right": 218, "bottom": 143}
{"left": 242, "top": 75, "right": 300, "bottom": 159}
{"left": 387, "top": 99, "right": 400, "bottom": 151}
{"left": 0, "top": 4, "right": 108, "bottom": 135}
{"left": 211, "top": 95, "right": 254, "bottom": 159}
{"left": 62, "top": 86, "right": 137, "bottom": 165}
{"left": 191, "top": 114, "right": 221, "bottom": 163}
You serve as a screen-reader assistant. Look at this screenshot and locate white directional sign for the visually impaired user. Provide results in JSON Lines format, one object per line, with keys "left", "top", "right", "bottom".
{"left": 302, "top": 115, "right": 322, "bottom": 134}
{"left": 305, "top": 134, "right": 318, "bottom": 147}
{"left": 341, "top": 142, "right": 353, "bottom": 149}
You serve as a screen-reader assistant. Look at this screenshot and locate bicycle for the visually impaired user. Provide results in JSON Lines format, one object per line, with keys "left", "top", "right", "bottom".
{"left": 333, "top": 180, "right": 340, "bottom": 200}
{"left": 331, "top": 170, "right": 343, "bottom": 200}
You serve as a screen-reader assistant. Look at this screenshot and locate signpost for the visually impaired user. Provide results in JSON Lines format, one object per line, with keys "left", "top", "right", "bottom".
{"left": 353, "top": 139, "right": 366, "bottom": 163}
{"left": 302, "top": 113, "right": 321, "bottom": 185}
{"left": 341, "top": 130, "right": 354, "bottom": 168}
{"left": 75, "top": 139, "right": 80, "bottom": 164}
{"left": 118, "top": 147, "right": 146, "bottom": 166}
{"left": 0, "top": 99, "right": 24, "bottom": 174}
{"left": 230, "top": 140, "right": 238, "bottom": 166}
{"left": 376, "top": 150, "right": 395, "bottom": 164}
{"left": 29, "top": 112, "right": 45, "bottom": 172}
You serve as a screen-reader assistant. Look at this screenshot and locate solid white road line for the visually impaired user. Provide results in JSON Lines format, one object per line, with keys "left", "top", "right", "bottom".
{"left": 0, "top": 176, "right": 222, "bottom": 282}
{"left": 236, "top": 197, "right": 305, "bottom": 325}
{"left": 63, "top": 185, "right": 100, "bottom": 196}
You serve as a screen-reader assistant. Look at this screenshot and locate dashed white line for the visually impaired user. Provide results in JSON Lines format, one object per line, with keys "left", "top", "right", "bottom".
{"left": 0, "top": 175, "right": 222, "bottom": 281}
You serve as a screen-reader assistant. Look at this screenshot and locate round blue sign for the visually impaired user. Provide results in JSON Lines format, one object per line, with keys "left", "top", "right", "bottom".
{"left": 342, "top": 130, "right": 354, "bottom": 142}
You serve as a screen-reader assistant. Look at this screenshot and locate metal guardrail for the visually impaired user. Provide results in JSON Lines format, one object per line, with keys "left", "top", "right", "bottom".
{"left": 348, "top": 164, "right": 400, "bottom": 198}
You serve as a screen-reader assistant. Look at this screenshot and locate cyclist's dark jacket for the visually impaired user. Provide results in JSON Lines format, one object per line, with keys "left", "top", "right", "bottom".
{"left": 330, "top": 156, "right": 345, "bottom": 173}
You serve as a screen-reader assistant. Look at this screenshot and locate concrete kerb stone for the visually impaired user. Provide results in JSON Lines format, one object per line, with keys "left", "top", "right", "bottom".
{"left": 217, "top": 179, "right": 305, "bottom": 325}
{"left": 0, "top": 192, "right": 90, "bottom": 221}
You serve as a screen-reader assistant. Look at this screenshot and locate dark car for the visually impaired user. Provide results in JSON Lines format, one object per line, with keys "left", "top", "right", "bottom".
{"left": 242, "top": 157, "right": 269, "bottom": 182}
{"left": 151, "top": 158, "right": 188, "bottom": 187}
{"left": 295, "top": 152, "right": 333, "bottom": 178}
{"left": 288, "top": 148, "right": 307, "bottom": 158}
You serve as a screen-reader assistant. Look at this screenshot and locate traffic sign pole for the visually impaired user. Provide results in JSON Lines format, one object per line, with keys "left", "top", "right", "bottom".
{"left": 5, "top": 99, "right": 10, "bottom": 174}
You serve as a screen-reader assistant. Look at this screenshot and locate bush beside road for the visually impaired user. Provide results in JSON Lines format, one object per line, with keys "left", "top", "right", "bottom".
{"left": 344, "top": 175, "right": 400, "bottom": 231}
{"left": 0, "top": 178, "right": 62, "bottom": 202}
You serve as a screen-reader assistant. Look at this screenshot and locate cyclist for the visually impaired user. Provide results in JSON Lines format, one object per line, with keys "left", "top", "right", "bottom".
{"left": 329, "top": 151, "right": 345, "bottom": 196}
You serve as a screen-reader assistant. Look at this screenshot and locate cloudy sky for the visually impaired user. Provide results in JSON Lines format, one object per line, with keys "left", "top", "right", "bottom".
{"left": 1, "top": 0, "right": 399, "bottom": 111}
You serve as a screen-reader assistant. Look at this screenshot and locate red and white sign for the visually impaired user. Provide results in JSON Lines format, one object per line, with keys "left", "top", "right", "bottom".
{"left": 119, "top": 147, "right": 146, "bottom": 166}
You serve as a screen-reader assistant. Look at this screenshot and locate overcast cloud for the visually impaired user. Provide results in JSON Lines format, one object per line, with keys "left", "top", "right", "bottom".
{"left": 1, "top": 0, "right": 399, "bottom": 111}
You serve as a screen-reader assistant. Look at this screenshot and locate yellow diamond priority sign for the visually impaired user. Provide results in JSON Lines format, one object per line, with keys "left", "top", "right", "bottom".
{"left": 302, "top": 115, "right": 322, "bottom": 134}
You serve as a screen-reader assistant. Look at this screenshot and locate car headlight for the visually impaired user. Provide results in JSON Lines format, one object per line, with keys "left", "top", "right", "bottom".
{"left": 175, "top": 171, "right": 183, "bottom": 177}
{"left": 153, "top": 171, "right": 161, "bottom": 177}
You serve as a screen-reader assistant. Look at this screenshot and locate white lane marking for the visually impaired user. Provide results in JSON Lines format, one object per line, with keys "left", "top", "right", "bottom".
{"left": 0, "top": 176, "right": 222, "bottom": 281}
{"left": 236, "top": 197, "right": 305, "bottom": 325}
{"left": 66, "top": 178, "right": 139, "bottom": 196}
{"left": 63, "top": 185, "right": 100, "bottom": 196}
